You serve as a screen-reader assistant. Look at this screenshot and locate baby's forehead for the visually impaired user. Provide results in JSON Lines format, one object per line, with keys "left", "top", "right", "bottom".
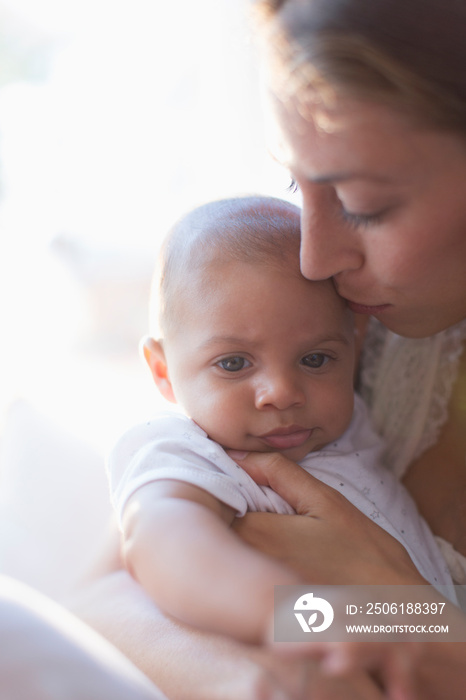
{"left": 179, "top": 255, "right": 347, "bottom": 318}
{"left": 166, "top": 261, "right": 354, "bottom": 358}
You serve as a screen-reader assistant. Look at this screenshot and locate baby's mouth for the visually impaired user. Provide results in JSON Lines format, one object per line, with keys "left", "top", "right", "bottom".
{"left": 258, "top": 426, "right": 313, "bottom": 450}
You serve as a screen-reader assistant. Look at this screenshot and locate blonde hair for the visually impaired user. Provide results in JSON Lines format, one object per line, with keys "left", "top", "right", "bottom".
{"left": 255, "top": 0, "right": 466, "bottom": 133}
{"left": 151, "top": 195, "right": 301, "bottom": 338}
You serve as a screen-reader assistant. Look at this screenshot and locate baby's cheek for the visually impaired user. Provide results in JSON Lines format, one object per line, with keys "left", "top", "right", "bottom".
{"left": 196, "top": 395, "right": 245, "bottom": 446}
{"left": 338, "top": 397, "right": 355, "bottom": 436}
{"left": 322, "top": 387, "right": 354, "bottom": 439}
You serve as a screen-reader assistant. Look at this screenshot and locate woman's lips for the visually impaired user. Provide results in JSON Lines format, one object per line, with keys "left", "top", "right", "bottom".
{"left": 346, "top": 300, "right": 391, "bottom": 315}
{"left": 259, "top": 427, "right": 312, "bottom": 450}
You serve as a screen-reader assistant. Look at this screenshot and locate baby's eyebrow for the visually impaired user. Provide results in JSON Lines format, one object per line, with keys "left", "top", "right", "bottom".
{"left": 198, "top": 335, "right": 249, "bottom": 350}
{"left": 304, "top": 332, "right": 352, "bottom": 346}
{"left": 199, "top": 332, "right": 351, "bottom": 350}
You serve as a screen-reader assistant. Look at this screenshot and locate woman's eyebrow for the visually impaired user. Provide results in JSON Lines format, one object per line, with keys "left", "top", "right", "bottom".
{"left": 302, "top": 171, "right": 395, "bottom": 185}
{"left": 267, "top": 145, "right": 393, "bottom": 185}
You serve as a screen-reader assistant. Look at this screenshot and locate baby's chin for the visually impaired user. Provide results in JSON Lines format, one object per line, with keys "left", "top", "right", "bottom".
{"left": 219, "top": 439, "right": 327, "bottom": 463}
{"left": 257, "top": 442, "right": 321, "bottom": 463}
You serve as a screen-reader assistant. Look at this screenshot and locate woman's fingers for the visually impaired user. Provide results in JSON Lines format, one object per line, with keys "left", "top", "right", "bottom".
{"left": 228, "top": 450, "right": 342, "bottom": 517}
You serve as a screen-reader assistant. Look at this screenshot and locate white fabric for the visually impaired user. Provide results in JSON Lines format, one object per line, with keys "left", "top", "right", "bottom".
{"left": 360, "top": 318, "right": 466, "bottom": 584}
{"left": 0, "top": 575, "right": 165, "bottom": 700}
{"left": 108, "top": 394, "right": 455, "bottom": 599}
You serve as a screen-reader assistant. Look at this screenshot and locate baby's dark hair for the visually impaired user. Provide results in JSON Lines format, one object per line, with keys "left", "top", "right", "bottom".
{"left": 151, "top": 195, "right": 301, "bottom": 338}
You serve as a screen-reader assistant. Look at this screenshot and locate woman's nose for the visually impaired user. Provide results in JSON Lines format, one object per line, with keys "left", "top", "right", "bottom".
{"left": 299, "top": 198, "right": 364, "bottom": 281}
{"left": 254, "top": 373, "right": 305, "bottom": 411}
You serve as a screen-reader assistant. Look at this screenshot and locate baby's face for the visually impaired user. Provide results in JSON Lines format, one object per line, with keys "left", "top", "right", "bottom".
{"left": 162, "top": 260, "right": 355, "bottom": 461}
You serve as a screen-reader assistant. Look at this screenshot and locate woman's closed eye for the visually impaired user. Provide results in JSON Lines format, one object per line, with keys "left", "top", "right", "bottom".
{"left": 288, "top": 176, "right": 391, "bottom": 229}
{"left": 339, "top": 207, "right": 387, "bottom": 229}
{"left": 336, "top": 188, "right": 398, "bottom": 230}
{"left": 216, "top": 356, "right": 251, "bottom": 372}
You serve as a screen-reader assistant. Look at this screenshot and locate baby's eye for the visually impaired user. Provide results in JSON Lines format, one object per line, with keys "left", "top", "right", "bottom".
{"left": 217, "top": 356, "right": 251, "bottom": 372}
{"left": 301, "top": 353, "right": 329, "bottom": 369}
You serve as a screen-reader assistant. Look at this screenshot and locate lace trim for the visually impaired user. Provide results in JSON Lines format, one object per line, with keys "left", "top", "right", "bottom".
{"left": 358, "top": 319, "right": 387, "bottom": 408}
{"left": 360, "top": 318, "right": 466, "bottom": 478}
{"left": 415, "top": 320, "right": 466, "bottom": 463}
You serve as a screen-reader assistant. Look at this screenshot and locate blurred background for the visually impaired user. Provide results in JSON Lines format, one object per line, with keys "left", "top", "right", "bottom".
{"left": 0, "top": 0, "right": 298, "bottom": 597}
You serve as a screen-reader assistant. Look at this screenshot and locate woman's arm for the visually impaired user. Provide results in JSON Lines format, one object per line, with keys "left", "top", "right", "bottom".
{"left": 122, "top": 480, "right": 300, "bottom": 643}
{"left": 71, "top": 565, "right": 388, "bottom": 700}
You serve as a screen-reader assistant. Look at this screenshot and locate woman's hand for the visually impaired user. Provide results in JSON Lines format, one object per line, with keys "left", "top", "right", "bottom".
{"left": 230, "top": 451, "right": 425, "bottom": 586}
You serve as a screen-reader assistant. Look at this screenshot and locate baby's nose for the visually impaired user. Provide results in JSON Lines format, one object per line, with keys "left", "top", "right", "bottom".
{"left": 254, "top": 373, "right": 305, "bottom": 410}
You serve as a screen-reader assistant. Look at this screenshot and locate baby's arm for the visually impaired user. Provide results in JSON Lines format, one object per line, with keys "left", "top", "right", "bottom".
{"left": 121, "top": 480, "right": 301, "bottom": 644}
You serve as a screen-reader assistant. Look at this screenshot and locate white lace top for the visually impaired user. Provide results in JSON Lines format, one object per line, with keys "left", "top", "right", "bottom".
{"left": 360, "top": 318, "right": 466, "bottom": 583}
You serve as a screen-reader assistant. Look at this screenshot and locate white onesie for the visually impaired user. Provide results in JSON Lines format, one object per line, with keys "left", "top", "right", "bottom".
{"left": 108, "top": 393, "right": 455, "bottom": 600}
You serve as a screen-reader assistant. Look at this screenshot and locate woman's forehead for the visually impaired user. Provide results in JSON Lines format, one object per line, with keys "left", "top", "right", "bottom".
{"left": 267, "top": 90, "right": 412, "bottom": 171}
{"left": 274, "top": 89, "right": 466, "bottom": 182}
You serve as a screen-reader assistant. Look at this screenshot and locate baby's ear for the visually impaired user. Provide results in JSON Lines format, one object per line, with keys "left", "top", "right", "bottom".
{"left": 141, "top": 336, "right": 177, "bottom": 404}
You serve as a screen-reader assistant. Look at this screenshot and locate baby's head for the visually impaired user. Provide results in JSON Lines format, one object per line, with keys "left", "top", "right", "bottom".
{"left": 144, "top": 195, "right": 356, "bottom": 461}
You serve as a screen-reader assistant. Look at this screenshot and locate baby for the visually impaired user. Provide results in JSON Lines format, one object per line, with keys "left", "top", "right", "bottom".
{"left": 108, "top": 196, "right": 454, "bottom": 644}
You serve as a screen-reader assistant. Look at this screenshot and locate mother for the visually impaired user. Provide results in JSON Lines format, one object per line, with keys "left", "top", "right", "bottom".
{"left": 75, "top": 0, "right": 466, "bottom": 698}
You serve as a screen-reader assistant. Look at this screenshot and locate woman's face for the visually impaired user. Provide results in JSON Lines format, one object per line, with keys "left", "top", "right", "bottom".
{"left": 271, "top": 96, "right": 466, "bottom": 337}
